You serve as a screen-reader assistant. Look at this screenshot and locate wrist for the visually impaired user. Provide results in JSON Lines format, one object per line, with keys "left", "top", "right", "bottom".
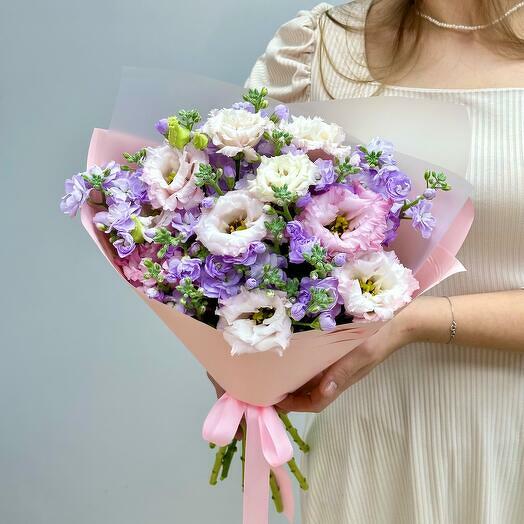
{"left": 400, "top": 296, "right": 451, "bottom": 345}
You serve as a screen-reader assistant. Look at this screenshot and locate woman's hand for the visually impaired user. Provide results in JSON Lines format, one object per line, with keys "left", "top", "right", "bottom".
{"left": 276, "top": 301, "right": 422, "bottom": 413}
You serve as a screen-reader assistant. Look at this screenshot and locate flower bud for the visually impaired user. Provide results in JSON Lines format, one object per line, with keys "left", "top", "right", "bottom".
{"left": 332, "top": 253, "right": 347, "bottom": 267}
{"left": 319, "top": 313, "right": 336, "bottom": 331}
{"left": 167, "top": 116, "right": 191, "bottom": 150}
{"left": 192, "top": 132, "right": 209, "bottom": 150}
{"left": 246, "top": 278, "right": 258, "bottom": 290}
{"left": 423, "top": 188, "right": 437, "bottom": 200}
{"left": 155, "top": 118, "right": 169, "bottom": 136}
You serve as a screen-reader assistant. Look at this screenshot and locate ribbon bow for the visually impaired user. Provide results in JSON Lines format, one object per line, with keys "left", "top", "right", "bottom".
{"left": 202, "top": 393, "right": 295, "bottom": 524}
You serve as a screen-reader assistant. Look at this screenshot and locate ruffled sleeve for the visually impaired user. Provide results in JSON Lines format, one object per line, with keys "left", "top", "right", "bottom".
{"left": 245, "top": 3, "right": 332, "bottom": 103}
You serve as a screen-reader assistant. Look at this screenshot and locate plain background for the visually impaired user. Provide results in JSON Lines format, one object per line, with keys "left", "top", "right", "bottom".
{"left": 0, "top": 1, "right": 321, "bottom": 523}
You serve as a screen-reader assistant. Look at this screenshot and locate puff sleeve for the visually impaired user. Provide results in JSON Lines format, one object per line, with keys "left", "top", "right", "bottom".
{"left": 245, "top": 3, "right": 332, "bottom": 103}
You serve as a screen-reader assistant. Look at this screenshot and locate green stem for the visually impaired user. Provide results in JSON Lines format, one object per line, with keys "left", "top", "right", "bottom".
{"left": 281, "top": 203, "right": 293, "bottom": 222}
{"left": 278, "top": 412, "right": 310, "bottom": 453}
{"left": 400, "top": 195, "right": 423, "bottom": 214}
{"left": 209, "top": 446, "right": 227, "bottom": 486}
{"left": 209, "top": 181, "right": 224, "bottom": 196}
{"left": 269, "top": 472, "right": 284, "bottom": 513}
{"left": 220, "top": 440, "right": 238, "bottom": 481}
{"left": 287, "top": 457, "right": 309, "bottom": 490}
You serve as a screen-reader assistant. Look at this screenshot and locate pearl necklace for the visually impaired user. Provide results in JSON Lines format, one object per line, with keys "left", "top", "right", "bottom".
{"left": 418, "top": 1, "right": 524, "bottom": 32}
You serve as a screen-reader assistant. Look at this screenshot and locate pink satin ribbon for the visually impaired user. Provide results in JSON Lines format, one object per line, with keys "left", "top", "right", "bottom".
{"left": 203, "top": 394, "right": 295, "bottom": 524}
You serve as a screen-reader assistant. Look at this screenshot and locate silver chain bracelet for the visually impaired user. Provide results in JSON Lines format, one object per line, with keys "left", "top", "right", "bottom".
{"left": 444, "top": 296, "right": 457, "bottom": 344}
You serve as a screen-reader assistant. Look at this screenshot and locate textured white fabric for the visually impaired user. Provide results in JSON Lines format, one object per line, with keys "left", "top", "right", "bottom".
{"left": 247, "top": 2, "right": 524, "bottom": 523}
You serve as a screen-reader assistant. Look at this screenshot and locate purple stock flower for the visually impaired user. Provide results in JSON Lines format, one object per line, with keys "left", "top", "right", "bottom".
{"left": 60, "top": 174, "right": 92, "bottom": 216}
{"left": 313, "top": 159, "right": 336, "bottom": 191}
{"left": 113, "top": 231, "right": 136, "bottom": 258}
{"left": 248, "top": 250, "right": 287, "bottom": 284}
{"left": 296, "top": 192, "right": 312, "bottom": 209}
{"left": 232, "top": 101, "right": 255, "bottom": 113}
{"left": 290, "top": 302, "right": 307, "bottom": 321}
{"left": 201, "top": 197, "right": 215, "bottom": 209}
{"left": 223, "top": 242, "right": 266, "bottom": 266}
{"left": 94, "top": 201, "right": 139, "bottom": 233}
{"left": 285, "top": 221, "right": 318, "bottom": 264}
{"left": 367, "top": 137, "right": 395, "bottom": 164}
{"left": 332, "top": 253, "right": 347, "bottom": 267}
{"left": 298, "top": 276, "right": 341, "bottom": 315}
{"left": 201, "top": 255, "right": 242, "bottom": 299}
{"left": 380, "top": 166, "right": 411, "bottom": 202}
{"left": 155, "top": 118, "right": 169, "bottom": 136}
{"left": 165, "top": 256, "right": 202, "bottom": 283}
{"left": 423, "top": 188, "right": 437, "bottom": 200}
{"left": 106, "top": 169, "right": 149, "bottom": 206}
{"left": 245, "top": 278, "right": 258, "bottom": 290}
{"left": 171, "top": 209, "right": 201, "bottom": 241}
{"left": 273, "top": 104, "right": 290, "bottom": 122}
{"left": 405, "top": 199, "right": 436, "bottom": 239}
{"left": 383, "top": 209, "right": 401, "bottom": 246}
{"left": 256, "top": 139, "right": 274, "bottom": 156}
{"left": 318, "top": 312, "right": 336, "bottom": 331}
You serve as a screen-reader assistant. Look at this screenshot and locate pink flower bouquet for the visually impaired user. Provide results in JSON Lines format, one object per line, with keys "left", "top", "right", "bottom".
{"left": 61, "top": 83, "right": 473, "bottom": 524}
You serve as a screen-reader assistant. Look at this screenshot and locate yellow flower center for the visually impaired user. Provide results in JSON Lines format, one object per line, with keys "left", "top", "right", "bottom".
{"left": 327, "top": 215, "right": 350, "bottom": 236}
{"left": 166, "top": 170, "right": 177, "bottom": 183}
{"left": 359, "top": 278, "right": 381, "bottom": 295}
{"left": 228, "top": 218, "right": 247, "bottom": 233}
{"left": 250, "top": 307, "right": 276, "bottom": 325}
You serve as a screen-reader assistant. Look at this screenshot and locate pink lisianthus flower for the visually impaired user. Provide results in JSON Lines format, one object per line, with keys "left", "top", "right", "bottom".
{"left": 297, "top": 183, "right": 391, "bottom": 257}
{"left": 334, "top": 250, "right": 419, "bottom": 321}
{"left": 141, "top": 143, "right": 207, "bottom": 211}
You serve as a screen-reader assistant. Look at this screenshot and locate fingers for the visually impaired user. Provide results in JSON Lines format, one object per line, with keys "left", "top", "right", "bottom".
{"left": 276, "top": 346, "right": 375, "bottom": 413}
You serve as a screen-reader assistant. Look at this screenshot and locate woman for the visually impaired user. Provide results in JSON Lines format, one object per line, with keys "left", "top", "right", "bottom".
{"left": 245, "top": 1, "right": 524, "bottom": 522}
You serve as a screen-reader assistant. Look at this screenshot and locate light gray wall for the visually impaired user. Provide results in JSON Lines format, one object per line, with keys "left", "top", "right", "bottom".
{"left": 0, "top": 1, "right": 319, "bottom": 523}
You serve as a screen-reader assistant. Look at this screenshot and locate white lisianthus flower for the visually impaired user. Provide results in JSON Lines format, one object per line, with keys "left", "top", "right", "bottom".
{"left": 194, "top": 190, "right": 269, "bottom": 256}
{"left": 334, "top": 250, "right": 419, "bottom": 321}
{"left": 217, "top": 289, "right": 292, "bottom": 355}
{"left": 280, "top": 115, "right": 351, "bottom": 157}
{"left": 141, "top": 143, "right": 206, "bottom": 211}
{"left": 201, "top": 107, "right": 273, "bottom": 162}
{"left": 247, "top": 153, "right": 320, "bottom": 203}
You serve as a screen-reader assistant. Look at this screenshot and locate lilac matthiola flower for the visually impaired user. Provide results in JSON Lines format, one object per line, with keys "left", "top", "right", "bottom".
{"left": 290, "top": 302, "right": 307, "bottom": 321}
{"left": 378, "top": 166, "right": 411, "bottom": 202}
{"left": 319, "top": 312, "right": 336, "bottom": 331}
{"left": 423, "top": 188, "right": 437, "bottom": 200}
{"left": 383, "top": 210, "right": 401, "bottom": 246}
{"left": 367, "top": 137, "right": 395, "bottom": 164}
{"left": 222, "top": 242, "right": 266, "bottom": 266}
{"left": 332, "top": 253, "right": 347, "bottom": 267}
{"left": 313, "top": 159, "right": 336, "bottom": 191}
{"left": 248, "top": 251, "right": 287, "bottom": 284}
{"left": 171, "top": 209, "right": 200, "bottom": 241}
{"left": 165, "top": 256, "right": 201, "bottom": 283}
{"left": 273, "top": 104, "right": 290, "bottom": 122}
{"left": 298, "top": 277, "right": 341, "bottom": 316}
{"left": 60, "top": 174, "right": 92, "bottom": 216}
{"left": 232, "top": 101, "right": 255, "bottom": 113}
{"left": 106, "top": 169, "right": 148, "bottom": 206}
{"left": 285, "top": 221, "right": 318, "bottom": 264}
{"left": 296, "top": 192, "right": 312, "bottom": 209}
{"left": 256, "top": 139, "right": 274, "bottom": 156}
{"left": 405, "top": 199, "right": 436, "bottom": 239}
{"left": 113, "top": 232, "right": 136, "bottom": 258}
{"left": 201, "top": 197, "right": 215, "bottom": 209}
{"left": 94, "top": 201, "right": 139, "bottom": 233}
{"left": 201, "top": 268, "right": 242, "bottom": 300}
{"left": 155, "top": 118, "right": 169, "bottom": 136}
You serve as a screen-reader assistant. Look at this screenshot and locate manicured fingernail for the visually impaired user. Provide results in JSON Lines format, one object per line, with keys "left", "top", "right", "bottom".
{"left": 323, "top": 381, "right": 338, "bottom": 396}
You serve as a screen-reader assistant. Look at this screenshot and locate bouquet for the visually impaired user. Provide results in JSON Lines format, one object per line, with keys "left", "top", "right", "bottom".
{"left": 61, "top": 82, "right": 473, "bottom": 524}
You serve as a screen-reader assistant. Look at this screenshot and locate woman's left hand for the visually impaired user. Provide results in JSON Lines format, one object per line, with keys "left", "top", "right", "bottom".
{"left": 276, "top": 305, "right": 419, "bottom": 413}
